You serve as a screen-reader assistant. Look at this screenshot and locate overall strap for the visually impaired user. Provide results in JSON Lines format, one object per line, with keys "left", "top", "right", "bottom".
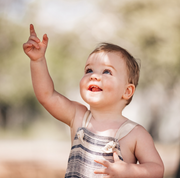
{"left": 115, "top": 119, "right": 138, "bottom": 141}
{"left": 82, "top": 110, "right": 92, "bottom": 128}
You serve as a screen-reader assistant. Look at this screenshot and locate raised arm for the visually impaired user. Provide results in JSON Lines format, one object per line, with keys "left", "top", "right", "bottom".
{"left": 23, "top": 24, "right": 85, "bottom": 127}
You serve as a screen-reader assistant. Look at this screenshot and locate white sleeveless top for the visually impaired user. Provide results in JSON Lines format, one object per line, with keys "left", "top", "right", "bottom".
{"left": 65, "top": 110, "right": 138, "bottom": 178}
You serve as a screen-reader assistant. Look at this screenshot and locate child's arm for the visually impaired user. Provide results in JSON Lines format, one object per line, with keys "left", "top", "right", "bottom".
{"left": 23, "top": 24, "right": 86, "bottom": 127}
{"left": 94, "top": 126, "right": 164, "bottom": 178}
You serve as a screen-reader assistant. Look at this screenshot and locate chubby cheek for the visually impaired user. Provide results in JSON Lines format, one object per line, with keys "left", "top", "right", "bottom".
{"left": 104, "top": 78, "right": 123, "bottom": 97}
{"left": 103, "top": 78, "right": 116, "bottom": 91}
{"left": 79, "top": 77, "right": 86, "bottom": 98}
{"left": 79, "top": 76, "right": 86, "bottom": 89}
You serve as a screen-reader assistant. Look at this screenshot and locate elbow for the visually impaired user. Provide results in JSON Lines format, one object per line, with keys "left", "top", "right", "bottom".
{"left": 146, "top": 162, "right": 164, "bottom": 178}
{"left": 159, "top": 158, "right": 165, "bottom": 178}
{"left": 145, "top": 163, "right": 164, "bottom": 178}
{"left": 36, "top": 92, "right": 52, "bottom": 106}
{"left": 160, "top": 164, "right": 165, "bottom": 178}
{"left": 156, "top": 163, "right": 164, "bottom": 178}
{"left": 38, "top": 98, "right": 47, "bottom": 106}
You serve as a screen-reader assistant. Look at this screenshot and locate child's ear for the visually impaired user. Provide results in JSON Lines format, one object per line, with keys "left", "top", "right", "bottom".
{"left": 122, "top": 84, "right": 135, "bottom": 100}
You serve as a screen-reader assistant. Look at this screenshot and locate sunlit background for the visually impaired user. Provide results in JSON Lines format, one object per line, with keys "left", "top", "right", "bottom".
{"left": 0, "top": 0, "right": 180, "bottom": 177}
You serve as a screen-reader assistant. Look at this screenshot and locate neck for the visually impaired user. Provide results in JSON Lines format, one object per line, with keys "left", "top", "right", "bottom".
{"left": 88, "top": 106, "right": 127, "bottom": 134}
{"left": 89, "top": 106, "right": 125, "bottom": 122}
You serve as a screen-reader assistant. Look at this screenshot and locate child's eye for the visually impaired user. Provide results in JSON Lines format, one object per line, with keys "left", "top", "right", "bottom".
{"left": 103, "top": 69, "right": 112, "bottom": 75}
{"left": 85, "top": 68, "right": 93, "bottom": 74}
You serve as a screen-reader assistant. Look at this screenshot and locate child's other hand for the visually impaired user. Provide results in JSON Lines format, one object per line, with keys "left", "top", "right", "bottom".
{"left": 94, "top": 152, "right": 128, "bottom": 178}
{"left": 23, "top": 24, "right": 48, "bottom": 61}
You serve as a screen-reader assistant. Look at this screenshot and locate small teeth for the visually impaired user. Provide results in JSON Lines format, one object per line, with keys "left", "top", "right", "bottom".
{"left": 92, "top": 86, "right": 98, "bottom": 88}
{"left": 89, "top": 85, "right": 102, "bottom": 91}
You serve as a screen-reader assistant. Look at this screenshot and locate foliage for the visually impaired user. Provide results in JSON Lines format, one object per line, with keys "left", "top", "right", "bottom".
{"left": 0, "top": 0, "right": 179, "bottom": 142}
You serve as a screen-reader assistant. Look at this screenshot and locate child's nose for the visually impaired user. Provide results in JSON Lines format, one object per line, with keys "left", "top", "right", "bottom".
{"left": 90, "top": 73, "right": 101, "bottom": 81}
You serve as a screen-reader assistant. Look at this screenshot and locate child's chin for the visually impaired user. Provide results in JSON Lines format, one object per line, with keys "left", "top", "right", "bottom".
{"left": 81, "top": 92, "right": 103, "bottom": 105}
{"left": 86, "top": 99, "right": 103, "bottom": 107}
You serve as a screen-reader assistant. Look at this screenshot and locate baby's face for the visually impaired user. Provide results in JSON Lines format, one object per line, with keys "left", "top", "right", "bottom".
{"left": 80, "top": 52, "right": 129, "bottom": 108}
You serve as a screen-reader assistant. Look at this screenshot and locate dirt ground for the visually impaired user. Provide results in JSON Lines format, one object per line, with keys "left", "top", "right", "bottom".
{"left": 0, "top": 141, "right": 70, "bottom": 178}
{"left": 0, "top": 140, "right": 179, "bottom": 178}
{"left": 0, "top": 161, "right": 66, "bottom": 178}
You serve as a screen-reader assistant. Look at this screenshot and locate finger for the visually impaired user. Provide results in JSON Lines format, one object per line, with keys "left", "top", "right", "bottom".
{"left": 29, "top": 35, "right": 40, "bottom": 43}
{"left": 23, "top": 42, "right": 32, "bottom": 50}
{"left": 27, "top": 40, "right": 40, "bottom": 49}
{"left": 113, "top": 152, "right": 120, "bottom": 162}
{"left": 42, "top": 34, "right": 48, "bottom": 46}
{"left": 94, "top": 159, "right": 109, "bottom": 167}
{"left": 94, "top": 168, "right": 108, "bottom": 174}
{"left": 30, "top": 24, "right": 37, "bottom": 37}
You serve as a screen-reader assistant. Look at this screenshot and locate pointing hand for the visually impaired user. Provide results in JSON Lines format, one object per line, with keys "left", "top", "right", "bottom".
{"left": 23, "top": 24, "right": 48, "bottom": 61}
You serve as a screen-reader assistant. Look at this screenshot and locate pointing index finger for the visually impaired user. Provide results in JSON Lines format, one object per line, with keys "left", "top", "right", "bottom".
{"left": 30, "top": 24, "right": 37, "bottom": 37}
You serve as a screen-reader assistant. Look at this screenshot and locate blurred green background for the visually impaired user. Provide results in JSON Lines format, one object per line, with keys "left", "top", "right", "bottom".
{"left": 0, "top": 0, "right": 180, "bottom": 177}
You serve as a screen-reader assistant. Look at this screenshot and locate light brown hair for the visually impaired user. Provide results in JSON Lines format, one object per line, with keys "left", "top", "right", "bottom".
{"left": 89, "top": 43, "right": 140, "bottom": 105}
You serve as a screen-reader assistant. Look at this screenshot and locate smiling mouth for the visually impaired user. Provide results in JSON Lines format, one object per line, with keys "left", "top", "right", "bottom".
{"left": 88, "top": 85, "right": 102, "bottom": 92}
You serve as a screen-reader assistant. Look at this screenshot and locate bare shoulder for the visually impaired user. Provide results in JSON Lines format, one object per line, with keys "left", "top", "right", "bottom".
{"left": 120, "top": 123, "right": 149, "bottom": 145}
{"left": 70, "top": 102, "right": 88, "bottom": 140}
{"left": 130, "top": 124, "right": 156, "bottom": 152}
{"left": 132, "top": 124, "right": 152, "bottom": 141}
{"left": 119, "top": 124, "right": 149, "bottom": 163}
{"left": 132, "top": 124, "right": 163, "bottom": 165}
{"left": 71, "top": 101, "right": 88, "bottom": 128}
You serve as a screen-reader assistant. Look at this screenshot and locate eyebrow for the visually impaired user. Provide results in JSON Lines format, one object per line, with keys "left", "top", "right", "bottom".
{"left": 84, "top": 63, "right": 116, "bottom": 71}
{"left": 105, "top": 64, "right": 116, "bottom": 71}
{"left": 84, "top": 63, "right": 90, "bottom": 69}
